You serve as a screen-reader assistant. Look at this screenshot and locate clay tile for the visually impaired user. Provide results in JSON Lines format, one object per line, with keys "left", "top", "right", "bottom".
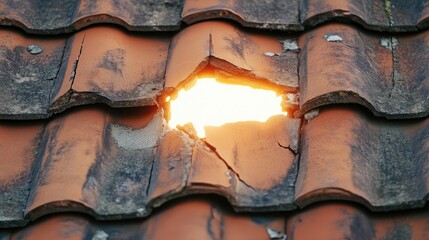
{"left": 299, "top": 23, "right": 429, "bottom": 118}
{"left": 182, "top": 0, "right": 301, "bottom": 30}
{"left": 204, "top": 115, "right": 299, "bottom": 210}
{"left": 0, "top": 29, "right": 66, "bottom": 119}
{"left": 50, "top": 26, "right": 169, "bottom": 113}
{"left": 0, "top": 121, "right": 44, "bottom": 227}
{"left": 165, "top": 21, "right": 298, "bottom": 91}
{"left": 0, "top": 0, "right": 183, "bottom": 34}
{"left": 297, "top": 107, "right": 429, "bottom": 211}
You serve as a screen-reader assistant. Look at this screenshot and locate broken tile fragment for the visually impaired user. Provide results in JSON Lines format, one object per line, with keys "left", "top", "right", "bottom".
{"left": 165, "top": 21, "right": 298, "bottom": 91}
{"left": 204, "top": 115, "right": 300, "bottom": 210}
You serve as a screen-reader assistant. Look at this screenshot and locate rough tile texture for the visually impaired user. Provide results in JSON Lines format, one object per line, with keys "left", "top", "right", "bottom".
{"left": 287, "top": 202, "right": 429, "bottom": 240}
{"left": 50, "top": 26, "right": 169, "bottom": 113}
{"left": 0, "top": 198, "right": 286, "bottom": 240}
{"left": 4, "top": 200, "right": 429, "bottom": 239}
{"left": 1, "top": 0, "right": 428, "bottom": 33}
{"left": 0, "top": 0, "right": 183, "bottom": 34}
{"left": 299, "top": 23, "right": 429, "bottom": 118}
{"left": 182, "top": 0, "right": 301, "bottom": 31}
{"left": 0, "top": 107, "right": 300, "bottom": 227}
{"left": 0, "top": 29, "right": 66, "bottom": 119}
{"left": 165, "top": 21, "right": 299, "bottom": 92}
{"left": 297, "top": 107, "right": 429, "bottom": 211}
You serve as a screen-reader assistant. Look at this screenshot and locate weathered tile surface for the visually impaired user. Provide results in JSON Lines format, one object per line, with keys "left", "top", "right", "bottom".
{"left": 0, "top": 29, "right": 66, "bottom": 119}
{"left": 297, "top": 107, "right": 429, "bottom": 211}
{"left": 0, "top": 0, "right": 183, "bottom": 34}
{"left": 1, "top": 198, "right": 286, "bottom": 240}
{"left": 299, "top": 23, "right": 429, "bottom": 118}
{"left": 182, "top": 0, "right": 301, "bottom": 31}
{"left": 4, "top": 200, "right": 429, "bottom": 239}
{"left": 165, "top": 21, "right": 299, "bottom": 91}
{"left": 0, "top": 106, "right": 300, "bottom": 227}
{"left": 0, "top": 121, "right": 44, "bottom": 227}
{"left": 287, "top": 203, "right": 429, "bottom": 240}
{"left": 0, "top": 0, "right": 428, "bottom": 33}
{"left": 50, "top": 26, "right": 170, "bottom": 113}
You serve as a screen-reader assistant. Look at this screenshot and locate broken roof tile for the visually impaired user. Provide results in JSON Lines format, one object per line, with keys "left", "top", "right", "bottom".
{"left": 0, "top": 0, "right": 183, "bottom": 34}
{"left": 296, "top": 107, "right": 429, "bottom": 211}
{"left": 299, "top": 23, "right": 429, "bottom": 118}
{"left": 0, "top": 106, "right": 300, "bottom": 227}
{"left": 204, "top": 115, "right": 299, "bottom": 211}
{"left": 165, "top": 21, "right": 298, "bottom": 91}
{"left": 2, "top": 21, "right": 429, "bottom": 120}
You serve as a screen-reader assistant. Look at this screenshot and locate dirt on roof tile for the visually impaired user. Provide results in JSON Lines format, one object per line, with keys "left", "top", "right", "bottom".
{"left": 0, "top": 0, "right": 183, "bottom": 34}
{"left": 1, "top": 0, "right": 427, "bottom": 33}
{"left": 296, "top": 106, "right": 429, "bottom": 211}
{"left": 0, "top": 105, "right": 300, "bottom": 227}
{"left": 287, "top": 202, "right": 429, "bottom": 240}
{"left": 4, "top": 199, "right": 429, "bottom": 239}
{"left": 2, "top": 22, "right": 429, "bottom": 120}
{"left": 49, "top": 26, "right": 170, "bottom": 114}
{"left": 299, "top": 23, "right": 429, "bottom": 118}
{"left": 182, "top": 0, "right": 301, "bottom": 31}
{"left": 1, "top": 198, "right": 286, "bottom": 240}
{"left": 164, "top": 21, "right": 298, "bottom": 91}
{"left": 0, "top": 29, "right": 66, "bottom": 119}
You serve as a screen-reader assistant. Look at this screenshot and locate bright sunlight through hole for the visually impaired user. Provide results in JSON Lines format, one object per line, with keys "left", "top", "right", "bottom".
{"left": 167, "top": 78, "right": 287, "bottom": 138}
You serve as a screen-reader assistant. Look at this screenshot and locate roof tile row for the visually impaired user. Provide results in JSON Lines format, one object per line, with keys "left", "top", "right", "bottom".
{"left": 3, "top": 198, "right": 429, "bottom": 240}
{"left": 0, "top": 0, "right": 428, "bottom": 34}
{"left": 1, "top": 22, "right": 428, "bottom": 120}
{"left": 0, "top": 106, "right": 299, "bottom": 227}
{"left": 2, "top": 105, "right": 429, "bottom": 227}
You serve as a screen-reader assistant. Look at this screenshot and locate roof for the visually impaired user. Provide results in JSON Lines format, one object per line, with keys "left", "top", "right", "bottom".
{"left": 0, "top": 0, "right": 429, "bottom": 239}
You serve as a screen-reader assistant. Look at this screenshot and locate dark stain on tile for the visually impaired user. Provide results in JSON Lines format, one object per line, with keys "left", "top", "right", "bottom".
{"left": 97, "top": 49, "right": 126, "bottom": 76}
{"left": 351, "top": 112, "right": 428, "bottom": 210}
{"left": 382, "top": 224, "right": 412, "bottom": 240}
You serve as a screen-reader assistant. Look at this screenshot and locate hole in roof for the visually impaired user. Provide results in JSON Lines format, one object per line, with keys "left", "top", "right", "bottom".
{"left": 165, "top": 76, "right": 288, "bottom": 138}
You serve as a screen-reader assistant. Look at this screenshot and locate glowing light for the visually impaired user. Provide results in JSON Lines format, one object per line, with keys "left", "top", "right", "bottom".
{"left": 168, "top": 78, "right": 287, "bottom": 138}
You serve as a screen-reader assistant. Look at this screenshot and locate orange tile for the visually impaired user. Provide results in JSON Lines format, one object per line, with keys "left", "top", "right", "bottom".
{"left": 50, "top": 26, "right": 169, "bottom": 112}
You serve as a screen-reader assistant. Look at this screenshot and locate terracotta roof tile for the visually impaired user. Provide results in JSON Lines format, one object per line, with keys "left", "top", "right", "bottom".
{"left": 181, "top": 0, "right": 301, "bottom": 30}
{"left": 286, "top": 202, "right": 429, "bottom": 240}
{"left": 0, "top": 29, "right": 66, "bottom": 119}
{"left": 165, "top": 21, "right": 298, "bottom": 91}
{"left": 50, "top": 26, "right": 169, "bottom": 113}
{"left": 1, "top": 0, "right": 429, "bottom": 237}
{"left": 297, "top": 106, "right": 429, "bottom": 211}
{"left": 0, "top": 0, "right": 428, "bottom": 33}
{"left": 299, "top": 23, "right": 429, "bottom": 118}
{"left": 1, "top": 198, "right": 286, "bottom": 240}
{"left": 4, "top": 21, "right": 429, "bottom": 119}
{"left": 0, "top": 106, "right": 299, "bottom": 227}
{"left": 0, "top": 0, "right": 183, "bottom": 34}
{"left": 3, "top": 199, "right": 429, "bottom": 240}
